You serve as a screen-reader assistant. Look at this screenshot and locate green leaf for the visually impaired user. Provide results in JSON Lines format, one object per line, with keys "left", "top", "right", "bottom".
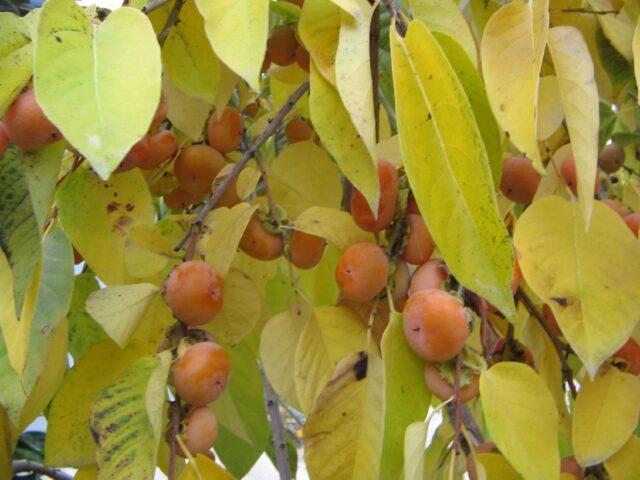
{"left": 34, "top": 0, "right": 162, "bottom": 179}
{"left": 86, "top": 283, "right": 160, "bottom": 348}
{"left": 90, "top": 351, "right": 171, "bottom": 480}
{"left": 0, "top": 147, "right": 41, "bottom": 314}
{"left": 211, "top": 338, "right": 270, "bottom": 478}
{"left": 403, "top": 421, "right": 428, "bottom": 480}
{"left": 195, "top": 0, "right": 268, "bottom": 91}
{"left": 379, "top": 311, "right": 430, "bottom": 480}
{"left": 68, "top": 272, "right": 107, "bottom": 362}
{"left": 480, "top": 362, "right": 560, "bottom": 480}
{"left": 0, "top": 12, "right": 32, "bottom": 115}
{"left": 391, "top": 20, "right": 515, "bottom": 316}
{"left": 596, "top": 28, "right": 634, "bottom": 97}
{"left": 303, "top": 352, "right": 383, "bottom": 480}
{"left": 599, "top": 101, "right": 618, "bottom": 150}
{"left": 57, "top": 167, "right": 155, "bottom": 285}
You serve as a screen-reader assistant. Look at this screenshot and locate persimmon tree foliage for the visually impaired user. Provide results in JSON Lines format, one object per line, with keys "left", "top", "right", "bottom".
{"left": 2, "top": 0, "right": 640, "bottom": 477}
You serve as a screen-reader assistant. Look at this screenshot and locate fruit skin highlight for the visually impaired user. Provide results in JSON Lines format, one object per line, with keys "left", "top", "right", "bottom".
{"left": 335, "top": 243, "right": 389, "bottom": 302}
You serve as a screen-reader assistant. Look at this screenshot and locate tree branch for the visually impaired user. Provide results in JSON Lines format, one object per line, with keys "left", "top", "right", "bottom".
{"left": 167, "top": 396, "right": 183, "bottom": 479}
{"left": 174, "top": 81, "right": 310, "bottom": 252}
{"left": 13, "top": 461, "right": 72, "bottom": 480}
{"left": 385, "top": 0, "right": 407, "bottom": 36}
{"left": 157, "top": 0, "right": 186, "bottom": 47}
{"left": 142, "top": 0, "right": 173, "bottom": 14}
{"left": 515, "top": 289, "right": 578, "bottom": 400}
{"left": 261, "top": 367, "right": 292, "bottom": 480}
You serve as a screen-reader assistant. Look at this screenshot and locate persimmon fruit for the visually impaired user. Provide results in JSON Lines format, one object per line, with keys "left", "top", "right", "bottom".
{"left": 173, "top": 341, "right": 231, "bottom": 406}
{"left": 499, "top": 156, "right": 541, "bottom": 205}
{"left": 138, "top": 130, "right": 178, "bottom": 170}
{"left": 423, "top": 362, "right": 479, "bottom": 402}
{"left": 560, "top": 456, "right": 583, "bottom": 480}
{"left": 623, "top": 212, "right": 640, "bottom": 236}
{"left": 335, "top": 243, "right": 389, "bottom": 302}
{"left": 400, "top": 214, "right": 435, "bottom": 265}
{"left": 174, "top": 144, "right": 226, "bottom": 195}
{"left": 295, "top": 45, "right": 310, "bottom": 72}
{"left": 613, "top": 338, "right": 640, "bottom": 375}
{"left": 284, "top": 117, "right": 313, "bottom": 143}
{"left": 239, "top": 216, "right": 284, "bottom": 261}
{"left": 207, "top": 107, "right": 243, "bottom": 154}
{"left": 560, "top": 155, "right": 601, "bottom": 196}
{"left": 267, "top": 26, "right": 298, "bottom": 66}
{"left": 598, "top": 142, "right": 624, "bottom": 174}
{"left": 164, "top": 187, "right": 205, "bottom": 210}
{"left": 4, "top": 89, "right": 62, "bottom": 150}
{"left": 542, "top": 304, "right": 562, "bottom": 337}
{"left": 180, "top": 407, "right": 218, "bottom": 457}
{"left": 0, "top": 122, "right": 8, "bottom": 156}
{"left": 408, "top": 259, "right": 447, "bottom": 296}
{"left": 350, "top": 160, "right": 398, "bottom": 232}
{"left": 289, "top": 230, "right": 326, "bottom": 269}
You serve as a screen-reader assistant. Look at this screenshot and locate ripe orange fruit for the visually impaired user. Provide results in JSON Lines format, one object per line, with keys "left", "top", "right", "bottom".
{"left": 400, "top": 214, "right": 435, "bottom": 265}
{"left": 174, "top": 144, "right": 226, "bottom": 195}
{"left": 423, "top": 362, "right": 479, "bottom": 402}
{"left": 179, "top": 407, "right": 218, "bottom": 457}
{"left": 350, "top": 160, "right": 398, "bottom": 232}
{"left": 391, "top": 261, "right": 410, "bottom": 310}
{"left": 623, "top": 212, "right": 640, "bottom": 237}
{"left": 560, "top": 155, "right": 601, "bottom": 197}
{"left": 402, "top": 289, "right": 468, "bottom": 362}
{"left": 500, "top": 156, "right": 541, "bottom": 205}
{"left": 4, "top": 89, "right": 62, "bottom": 150}
{"left": 243, "top": 103, "right": 260, "bottom": 118}
{"left": 0, "top": 122, "right": 8, "bottom": 156}
{"left": 406, "top": 196, "right": 420, "bottom": 215}
{"left": 164, "top": 260, "right": 223, "bottom": 326}
{"left": 239, "top": 215, "right": 284, "bottom": 260}
{"left": 138, "top": 130, "right": 179, "bottom": 170}
{"left": 284, "top": 117, "right": 314, "bottom": 143}
{"left": 335, "top": 243, "right": 389, "bottom": 302}
{"left": 172, "top": 341, "right": 231, "bottom": 406}
{"left": 598, "top": 142, "right": 624, "bottom": 174}
{"left": 289, "top": 230, "right": 326, "bottom": 269}
{"left": 267, "top": 26, "right": 299, "bottom": 66}
{"left": 207, "top": 107, "right": 243, "bottom": 154}
{"left": 216, "top": 175, "right": 242, "bottom": 207}
{"left": 408, "top": 259, "right": 448, "bottom": 296}
{"left": 295, "top": 45, "right": 310, "bottom": 72}
{"left": 613, "top": 338, "right": 640, "bottom": 375}
{"left": 164, "top": 187, "right": 205, "bottom": 210}
{"left": 117, "top": 135, "right": 151, "bottom": 172}
{"left": 560, "top": 456, "right": 583, "bottom": 480}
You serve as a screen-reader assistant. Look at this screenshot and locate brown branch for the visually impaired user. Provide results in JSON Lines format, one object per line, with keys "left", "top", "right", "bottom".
{"left": 369, "top": 2, "right": 380, "bottom": 142}
{"left": 550, "top": 7, "right": 619, "bottom": 14}
{"left": 386, "top": 0, "right": 407, "bottom": 36}
{"left": 515, "top": 289, "right": 578, "bottom": 400}
{"left": 167, "top": 396, "right": 182, "bottom": 480}
{"left": 142, "top": 0, "right": 173, "bottom": 14}
{"left": 261, "top": 366, "right": 292, "bottom": 480}
{"left": 157, "top": 0, "right": 186, "bottom": 47}
{"left": 174, "top": 81, "right": 310, "bottom": 252}
{"left": 13, "top": 461, "right": 72, "bottom": 480}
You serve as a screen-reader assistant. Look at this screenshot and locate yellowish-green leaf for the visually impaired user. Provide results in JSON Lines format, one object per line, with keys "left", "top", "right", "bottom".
{"left": 572, "top": 369, "right": 640, "bottom": 466}
{"left": 90, "top": 351, "right": 171, "bottom": 480}
{"left": 335, "top": 0, "right": 376, "bottom": 161}
{"left": 68, "top": 273, "right": 106, "bottom": 362}
{"left": 634, "top": 20, "right": 640, "bottom": 104}
{"left": 376, "top": 135, "right": 402, "bottom": 168}
{"left": 178, "top": 454, "right": 236, "bottom": 480}
{"left": 588, "top": 0, "right": 634, "bottom": 61}
{"left": 195, "top": 0, "right": 267, "bottom": 91}
{"left": 57, "top": 168, "right": 155, "bottom": 285}
{"left": 480, "top": 362, "right": 559, "bottom": 480}
{"left": 304, "top": 352, "right": 383, "bottom": 480}
{"left": 44, "top": 340, "right": 152, "bottom": 467}
{"left": 403, "top": 421, "right": 427, "bottom": 480}
{"left": 310, "top": 61, "right": 379, "bottom": 213}
{"left": 476, "top": 453, "right": 523, "bottom": 480}
{"left": 162, "top": 0, "right": 220, "bottom": 102}
{"left": 0, "top": 407, "right": 13, "bottom": 480}
{"left": 0, "top": 13, "right": 32, "bottom": 115}
{"left": 537, "top": 76, "right": 564, "bottom": 141}
{"left": 294, "top": 305, "right": 368, "bottom": 413}
{"left": 213, "top": 62, "right": 239, "bottom": 114}
{"left": 34, "top": 0, "right": 161, "bottom": 179}
{"left": 548, "top": 26, "right": 599, "bottom": 226}
{"left": 380, "top": 311, "right": 430, "bottom": 479}
{"left": 267, "top": 141, "right": 342, "bottom": 218}
{"left": 296, "top": 244, "right": 341, "bottom": 306}
{"left": 73, "top": 465, "right": 97, "bottom": 480}
{"left": 470, "top": 0, "right": 500, "bottom": 36}
{"left": 164, "top": 74, "right": 211, "bottom": 141}
{"left": 481, "top": 0, "right": 543, "bottom": 170}
{"left": 513, "top": 196, "right": 640, "bottom": 376}
{"left": 199, "top": 203, "right": 258, "bottom": 276}
{"left": 391, "top": 20, "right": 515, "bottom": 316}
{"left": 604, "top": 435, "right": 640, "bottom": 480}
{"left": 299, "top": 0, "right": 340, "bottom": 84}
{"left": 205, "top": 269, "right": 261, "bottom": 345}
{"left": 260, "top": 306, "right": 309, "bottom": 410}
{"left": 86, "top": 284, "right": 159, "bottom": 348}
{"left": 410, "top": 0, "right": 478, "bottom": 66}
{"left": 124, "top": 224, "right": 174, "bottom": 279}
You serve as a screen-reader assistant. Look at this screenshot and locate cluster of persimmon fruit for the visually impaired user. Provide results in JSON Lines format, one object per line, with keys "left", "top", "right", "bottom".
{"left": 263, "top": 23, "right": 310, "bottom": 73}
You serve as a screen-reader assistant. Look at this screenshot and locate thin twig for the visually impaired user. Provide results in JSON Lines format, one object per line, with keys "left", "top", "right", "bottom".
{"left": 515, "top": 289, "right": 578, "bottom": 400}
{"left": 157, "top": 0, "right": 186, "bottom": 47}
{"left": 13, "top": 461, "right": 72, "bottom": 480}
{"left": 142, "top": 0, "right": 173, "bottom": 14}
{"left": 459, "top": 405, "right": 484, "bottom": 444}
{"left": 174, "top": 81, "right": 310, "bottom": 252}
{"left": 385, "top": 0, "right": 407, "bottom": 36}
{"left": 369, "top": 2, "right": 380, "bottom": 142}
{"left": 261, "top": 367, "right": 292, "bottom": 480}
{"left": 550, "top": 7, "right": 619, "bottom": 14}
{"left": 167, "top": 396, "right": 183, "bottom": 479}
{"left": 453, "top": 355, "right": 462, "bottom": 455}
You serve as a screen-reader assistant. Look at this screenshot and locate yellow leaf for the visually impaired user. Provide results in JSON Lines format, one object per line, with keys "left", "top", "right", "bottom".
{"left": 270, "top": 76, "right": 310, "bottom": 116}
{"left": 294, "top": 305, "right": 368, "bottom": 413}
{"left": 86, "top": 284, "right": 160, "bottom": 348}
{"left": 44, "top": 340, "right": 151, "bottom": 467}
{"left": 199, "top": 203, "right": 258, "bottom": 276}
{"left": 260, "top": 307, "right": 309, "bottom": 410}
{"left": 310, "top": 61, "right": 379, "bottom": 212}
{"left": 391, "top": 20, "right": 515, "bottom": 316}
{"left": 178, "top": 454, "right": 236, "bottom": 480}
{"left": 0, "top": 407, "right": 13, "bottom": 480}
{"left": 213, "top": 62, "right": 239, "bottom": 114}
{"left": 299, "top": 0, "right": 340, "bottom": 84}
{"left": 73, "top": 465, "right": 98, "bottom": 480}
{"left": 195, "top": 0, "right": 268, "bottom": 91}
{"left": 269, "top": 63, "right": 308, "bottom": 85}
{"left": 293, "top": 206, "right": 373, "bottom": 251}
{"left": 635, "top": 20, "right": 640, "bottom": 105}
{"left": 0, "top": 249, "right": 28, "bottom": 379}
{"left": 533, "top": 143, "right": 573, "bottom": 202}
{"left": 537, "top": 76, "right": 564, "bottom": 141}
{"left": 164, "top": 74, "right": 211, "bottom": 142}
{"left": 481, "top": 0, "right": 544, "bottom": 170}
{"left": 470, "top": 0, "right": 500, "bottom": 36}
{"left": 588, "top": 0, "right": 634, "bottom": 61}
{"left": 572, "top": 369, "right": 640, "bottom": 466}
{"left": 335, "top": 0, "right": 376, "bottom": 160}
{"left": 124, "top": 224, "right": 174, "bottom": 279}
{"left": 513, "top": 196, "right": 640, "bottom": 376}
{"left": 34, "top": 0, "right": 161, "bottom": 179}
{"left": 376, "top": 135, "right": 402, "bottom": 168}
{"left": 476, "top": 452, "right": 523, "bottom": 480}
{"left": 0, "top": 13, "right": 32, "bottom": 116}
{"left": 547, "top": 26, "right": 599, "bottom": 227}
{"left": 480, "top": 362, "right": 559, "bottom": 480}
{"left": 410, "top": 0, "right": 478, "bottom": 66}
{"left": 162, "top": 0, "right": 220, "bottom": 103}
{"left": 267, "top": 141, "right": 342, "bottom": 218}
{"left": 304, "top": 351, "right": 383, "bottom": 480}
{"left": 403, "top": 421, "right": 427, "bottom": 480}
{"left": 57, "top": 168, "right": 155, "bottom": 285}
{"left": 604, "top": 435, "right": 640, "bottom": 480}
{"left": 205, "top": 269, "right": 262, "bottom": 345}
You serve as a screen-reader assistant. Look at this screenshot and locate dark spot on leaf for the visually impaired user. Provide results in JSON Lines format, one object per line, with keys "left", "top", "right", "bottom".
{"left": 551, "top": 297, "right": 568, "bottom": 307}
{"left": 125, "top": 203, "right": 134, "bottom": 212}
{"left": 353, "top": 351, "right": 367, "bottom": 381}
{"left": 504, "top": 131, "right": 510, "bottom": 138}
{"left": 107, "top": 202, "right": 119, "bottom": 213}
{"left": 117, "top": 216, "right": 133, "bottom": 227}
{"left": 55, "top": 35, "right": 62, "bottom": 43}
